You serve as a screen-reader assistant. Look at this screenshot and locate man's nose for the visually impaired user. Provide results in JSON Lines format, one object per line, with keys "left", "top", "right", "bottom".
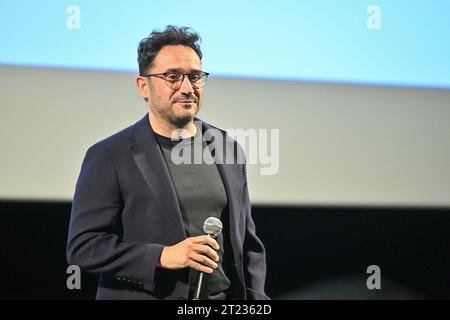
{"left": 179, "top": 75, "right": 195, "bottom": 94}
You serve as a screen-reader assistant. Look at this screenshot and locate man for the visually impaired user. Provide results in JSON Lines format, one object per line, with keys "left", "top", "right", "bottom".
{"left": 67, "top": 25, "right": 268, "bottom": 300}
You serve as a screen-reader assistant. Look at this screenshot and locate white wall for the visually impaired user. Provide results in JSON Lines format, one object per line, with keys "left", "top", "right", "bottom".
{"left": 1, "top": 65, "right": 449, "bottom": 207}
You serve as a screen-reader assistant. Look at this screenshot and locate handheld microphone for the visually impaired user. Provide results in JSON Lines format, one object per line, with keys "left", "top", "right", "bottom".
{"left": 192, "top": 217, "right": 222, "bottom": 300}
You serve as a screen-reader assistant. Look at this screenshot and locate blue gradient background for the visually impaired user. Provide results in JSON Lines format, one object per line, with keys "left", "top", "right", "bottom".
{"left": 1, "top": 0, "right": 449, "bottom": 88}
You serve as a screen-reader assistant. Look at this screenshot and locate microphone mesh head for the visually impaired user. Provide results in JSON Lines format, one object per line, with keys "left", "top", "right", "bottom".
{"left": 203, "top": 217, "right": 222, "bottom": 237}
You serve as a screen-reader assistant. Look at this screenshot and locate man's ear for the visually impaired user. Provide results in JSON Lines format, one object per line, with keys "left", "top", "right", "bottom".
{"left": 136, "top": 76, "right": 150, "bottom": 101}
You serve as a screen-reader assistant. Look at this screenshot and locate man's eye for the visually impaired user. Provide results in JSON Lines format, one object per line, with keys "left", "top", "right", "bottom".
{"left": 166, "top": 73, "right": 181, "bottom": 81}
{"left": 189, "top": 74, "right": 202, "bottom": 82}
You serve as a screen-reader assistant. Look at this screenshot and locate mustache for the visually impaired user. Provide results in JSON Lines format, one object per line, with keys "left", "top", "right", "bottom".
{"left": 173, "top": 95, "right": 198, "bottom": 103}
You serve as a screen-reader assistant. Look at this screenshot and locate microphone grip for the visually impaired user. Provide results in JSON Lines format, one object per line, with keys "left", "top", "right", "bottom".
{"left": 192, "top": 234, "right": 217, "bottom": 300}
{"left": 193, "top": 271, "right": 205, "bottom": 300}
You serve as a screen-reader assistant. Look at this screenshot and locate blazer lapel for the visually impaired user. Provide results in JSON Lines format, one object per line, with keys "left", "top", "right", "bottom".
{"left": 128, "top": 115, "right": 186, "bottom": 242}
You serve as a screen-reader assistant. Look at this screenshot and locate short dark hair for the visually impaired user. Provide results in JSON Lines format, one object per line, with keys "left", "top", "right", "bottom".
{"left": 137, "top": 25, "right": 202, "bottom": 76}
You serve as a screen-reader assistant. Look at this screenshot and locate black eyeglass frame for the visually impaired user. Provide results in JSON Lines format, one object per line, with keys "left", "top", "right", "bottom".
{"left": 141, "top": 71, "right": 210, "bottom": 89}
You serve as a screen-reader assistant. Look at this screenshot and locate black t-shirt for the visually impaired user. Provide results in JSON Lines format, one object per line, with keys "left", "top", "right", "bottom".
{"left": 154, "top": 122, "right": 231, "bottom": 299}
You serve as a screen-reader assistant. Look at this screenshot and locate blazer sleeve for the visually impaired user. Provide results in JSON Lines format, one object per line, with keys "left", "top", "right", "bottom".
{"left": 241, "top": 163, "right": 271, "bottom": 300}
{"left": 66, "top": 143, "right": 164, "bottom": 293}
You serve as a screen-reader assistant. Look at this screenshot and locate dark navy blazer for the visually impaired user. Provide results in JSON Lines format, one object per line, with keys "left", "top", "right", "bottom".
{"left": 67, "top": 114, "right": 268, "bottom": 300}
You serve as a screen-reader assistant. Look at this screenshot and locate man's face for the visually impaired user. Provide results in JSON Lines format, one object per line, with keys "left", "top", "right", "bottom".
{"left": 145, "top": 45, "right": 203, "bottom": 128}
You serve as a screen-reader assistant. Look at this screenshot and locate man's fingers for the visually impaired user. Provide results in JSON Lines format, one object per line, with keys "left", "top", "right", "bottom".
{"left": 192, "top": 235, "right": 220, "bottom": 250}
{"left": 189, "top": 253, "right": 217, "bottom": 273}
{"left": 192, "top": 244, "right": 220, "bottom": 262}
{"left": 189, "top": 251, "right": 219, "bottom": 270}
{"left": 192, "top": 262, "right": 213, "bottom": 274}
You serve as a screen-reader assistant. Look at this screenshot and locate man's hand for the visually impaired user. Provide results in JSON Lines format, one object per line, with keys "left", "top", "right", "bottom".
{"left": 158, "top": 235, "right": 220, "bottom": 273}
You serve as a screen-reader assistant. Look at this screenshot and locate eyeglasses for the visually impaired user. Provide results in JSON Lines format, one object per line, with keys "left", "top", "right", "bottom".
{"left": 141, "top": 71, "right": 209, "bottom": 90}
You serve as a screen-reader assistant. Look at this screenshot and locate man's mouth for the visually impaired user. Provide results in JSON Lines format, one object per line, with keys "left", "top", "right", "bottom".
{"left": 176, "top": 100, "right": 196, "bottom": 104}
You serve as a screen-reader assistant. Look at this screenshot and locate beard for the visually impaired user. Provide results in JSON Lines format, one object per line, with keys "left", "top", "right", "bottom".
{"left": 149, "top": 93, "right": 201, "bottom": 129}
{"left": 167, "top": 106, "right": 197, "bottom": 127}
